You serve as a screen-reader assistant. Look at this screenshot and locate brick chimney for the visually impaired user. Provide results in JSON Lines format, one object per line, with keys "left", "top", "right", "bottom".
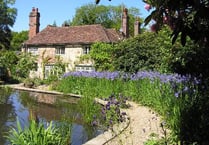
{"left": 134, "top": 17, "right": 141, "bottom": 36}
{"left": 122, "top": 8, "right": 129, "bottom": 38}
{"left": 29, "top": 7, "right": 40, "bottom": 39}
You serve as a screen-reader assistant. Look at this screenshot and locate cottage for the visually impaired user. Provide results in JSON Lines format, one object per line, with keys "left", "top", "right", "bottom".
{"left": 22, "top": 7, "right": 140, "bottom": 79}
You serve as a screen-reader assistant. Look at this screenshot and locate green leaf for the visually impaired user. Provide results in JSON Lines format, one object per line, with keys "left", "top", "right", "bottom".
{"left": 16, "top": 118, "right": 23, "bottom": 133}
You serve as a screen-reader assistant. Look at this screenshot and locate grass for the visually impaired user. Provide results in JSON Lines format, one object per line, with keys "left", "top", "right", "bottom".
{"left": 5, "top": 118, "right": 71, "bottom": 145}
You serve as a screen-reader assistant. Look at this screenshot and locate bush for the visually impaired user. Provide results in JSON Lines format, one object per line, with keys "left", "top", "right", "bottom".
{"left": 23, "top": 78, "right": 34, "bottom": 88}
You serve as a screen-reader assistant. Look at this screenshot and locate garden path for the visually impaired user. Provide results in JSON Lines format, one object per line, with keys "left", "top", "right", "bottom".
{"left": 105, "top": 101, "right": 164, "bottom": 145}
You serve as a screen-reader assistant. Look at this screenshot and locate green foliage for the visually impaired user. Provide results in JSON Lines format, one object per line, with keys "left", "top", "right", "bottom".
{"left": 144, "top": 133, "right": 166, "bottom": 145}
{"left": 0, "top": 66, "right": 9, "bottom": 81}
{"left": 77, "top": 95, "right": 101, "bottom": 124}
{"left": 169, "top": 42, "right": 209, "bottom": 78}
{"left": 143, "top": 0, "right": 209, "bottom": 47}
{"left": 89, "top": 42, "right": 115, "bottom": 71}
{"left": 11, "top": 31, "right": 28, "bottom": 51}
{"left": 113, "top": 26, "right": 205, "bottom": 76}
{"left": 55, "top": 76, "right": 124, "bottom": 97}
{"left": 43, "top": 75, "right": 59, "bottom": 85}
{"left": 40, "top": 52, "right": 66, "bottom": 80}
{"left": 16, "top": 52, "right": 37, "bottom": 78}
{"left": 0, "top": 0, "right": 17, "bottom": 50}
{"left": 50, "top": 56, "right": 66, "bottom": 77}
{"left": 0, "top": 50, "right": 18, "bottom": 79}
{"left": 97, "top": 94, "right": 128, "bottom": 129}
{"left": 177, "top": 89, "right": 209, "bottom": 145}
{"left": 113, "top": 29, "right": 171, "bottom": 73}
{"left": 5, "top": 119, "right": 71, "bottom": 145}
{"left": 41, "top": 50, "right": 51, "bottom": 79}
{"left": 23, "top": 78, "right": 35, "bottom": 88}
{"left": 69, "top": 3, "right": 141, "bottom": 36}
{"left": 0, "top": 50, "right": 37, "bottom": 82}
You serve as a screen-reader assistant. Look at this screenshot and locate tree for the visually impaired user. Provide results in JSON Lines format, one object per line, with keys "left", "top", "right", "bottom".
{"left": 0, "top": 0, "right": 17, "bottom": 50}
{"left": 96, "top": 0, "right": 209, "bottom": 47}
{"left": 143, "top": 0, "right": 209, "bottom": 47}
{"left": 11, "top": 31, "right": 28, "bottom": 51}
{"left": 68, "top": 3, "right": 141, "bottom": 36}
{"left": 113, "top": 26, "right": 200, "bottom": 74}
{"left": 113, "top": 30, "right": 168, "bottom": 73}
{"left": 0, "top": 50, "right": 18, "bottom": 78}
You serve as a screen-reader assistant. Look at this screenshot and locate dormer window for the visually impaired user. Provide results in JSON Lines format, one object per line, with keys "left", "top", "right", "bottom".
{"left": 83, "top": 46, "right": 91, "bottom": 55}
{"left": 56, "top": 46, "right": 65, "bottom": 55}
{"left": 27, "top": 47, "right": 38, "bottom": 55}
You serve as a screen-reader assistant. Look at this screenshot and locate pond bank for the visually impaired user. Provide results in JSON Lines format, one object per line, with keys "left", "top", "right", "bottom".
{"left": 3, "top": 83, "right": 82, "bottom": 98}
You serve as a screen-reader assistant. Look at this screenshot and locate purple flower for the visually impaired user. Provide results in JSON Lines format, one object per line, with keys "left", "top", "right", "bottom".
{"left": 174, "top": 92, "right": 179, "bottom": 98}
{"left": 106, "top": 104, "right": 110, "bottom": 110}
{"left": 109, "top": 119, "right": 113, "bottom": 125}
{"left": 183, "top": 86, "right": 189, "bottom": 92}
{"left": 102, "top": 108, "right": 106, "bottom": 114}
{"left": 92, "top": 120, "right": 97, "bottom": 126}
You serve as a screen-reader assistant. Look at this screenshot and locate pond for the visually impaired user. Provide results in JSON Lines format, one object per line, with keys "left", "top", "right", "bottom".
{"left": 0, "top": 87, "right": 103, "bottom": 145}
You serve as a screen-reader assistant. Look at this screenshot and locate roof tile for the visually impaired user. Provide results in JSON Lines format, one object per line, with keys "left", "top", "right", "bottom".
{"left": 25, "top": 24, "right": 122, "bottom": 46}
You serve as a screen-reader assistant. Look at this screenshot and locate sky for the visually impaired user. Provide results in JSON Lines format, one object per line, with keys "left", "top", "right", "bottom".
{"left": 12, "top": 0, "right": 149, "bottom": 32}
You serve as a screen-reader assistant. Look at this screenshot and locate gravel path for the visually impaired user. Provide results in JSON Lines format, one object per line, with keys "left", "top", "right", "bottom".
{"left": 105, "top": 101, "right": 164, "bottom": 145}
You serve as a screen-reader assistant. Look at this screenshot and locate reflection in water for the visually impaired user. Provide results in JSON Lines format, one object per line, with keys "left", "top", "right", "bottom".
{"left": 72, "top": 124, "right": 88, "bottom": 145}
{"left": 0, "top": 88, "right": 103, "bottom": 145}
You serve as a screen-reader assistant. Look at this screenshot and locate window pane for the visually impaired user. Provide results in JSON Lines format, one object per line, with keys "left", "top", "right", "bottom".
{"left": 83, "top": 46, "right": 91, "bottom": 54}
{"left": 56, "top": 47, "right": 65, "bottom": 55}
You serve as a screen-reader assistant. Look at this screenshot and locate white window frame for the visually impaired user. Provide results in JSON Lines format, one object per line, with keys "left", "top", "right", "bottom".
{"left": 27, "top": 47, "right": 38, "bottom": 55}
{"left": 44, "top": 64, "right": 54, "bottom": 78}
{"left": 75, "top": 65, "right": 95, "bottom": 72}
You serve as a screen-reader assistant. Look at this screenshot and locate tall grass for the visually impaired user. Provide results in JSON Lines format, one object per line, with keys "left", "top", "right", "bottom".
{"left": 54, "top": 71, "right": 200, "bottom": 144}
{"left": 5, "top": 118, "right": 71, "bottom": 145}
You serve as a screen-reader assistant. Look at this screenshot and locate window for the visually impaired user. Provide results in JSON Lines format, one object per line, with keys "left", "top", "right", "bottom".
{"left": 83, "top": 46, "right": 91, "bottom": 54}
{"left": 75, "top": 65, "right": 95, "bottom": 72}
{"left": 56, "top": 46, "right": 65, "bottom": 55}
{"left": 44, "top": 65, "right": 54, "bottom": 79}
{"left": 27, "top": 47, "right": 38, "bottom": 55}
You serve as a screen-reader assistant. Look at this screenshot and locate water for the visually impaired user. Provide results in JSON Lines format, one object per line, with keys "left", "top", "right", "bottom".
{"left": 0, "top": 87, "right": 103, "bottom": 145}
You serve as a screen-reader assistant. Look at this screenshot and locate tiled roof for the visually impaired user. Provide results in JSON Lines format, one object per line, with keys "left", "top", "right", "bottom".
{"left": 24, "top": 24, "right": 122, "bottom": 46}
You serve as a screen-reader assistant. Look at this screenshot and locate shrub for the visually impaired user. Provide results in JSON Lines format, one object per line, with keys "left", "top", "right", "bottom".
{"left": 23, "top": 78, "right": 34, "bottom": 88}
